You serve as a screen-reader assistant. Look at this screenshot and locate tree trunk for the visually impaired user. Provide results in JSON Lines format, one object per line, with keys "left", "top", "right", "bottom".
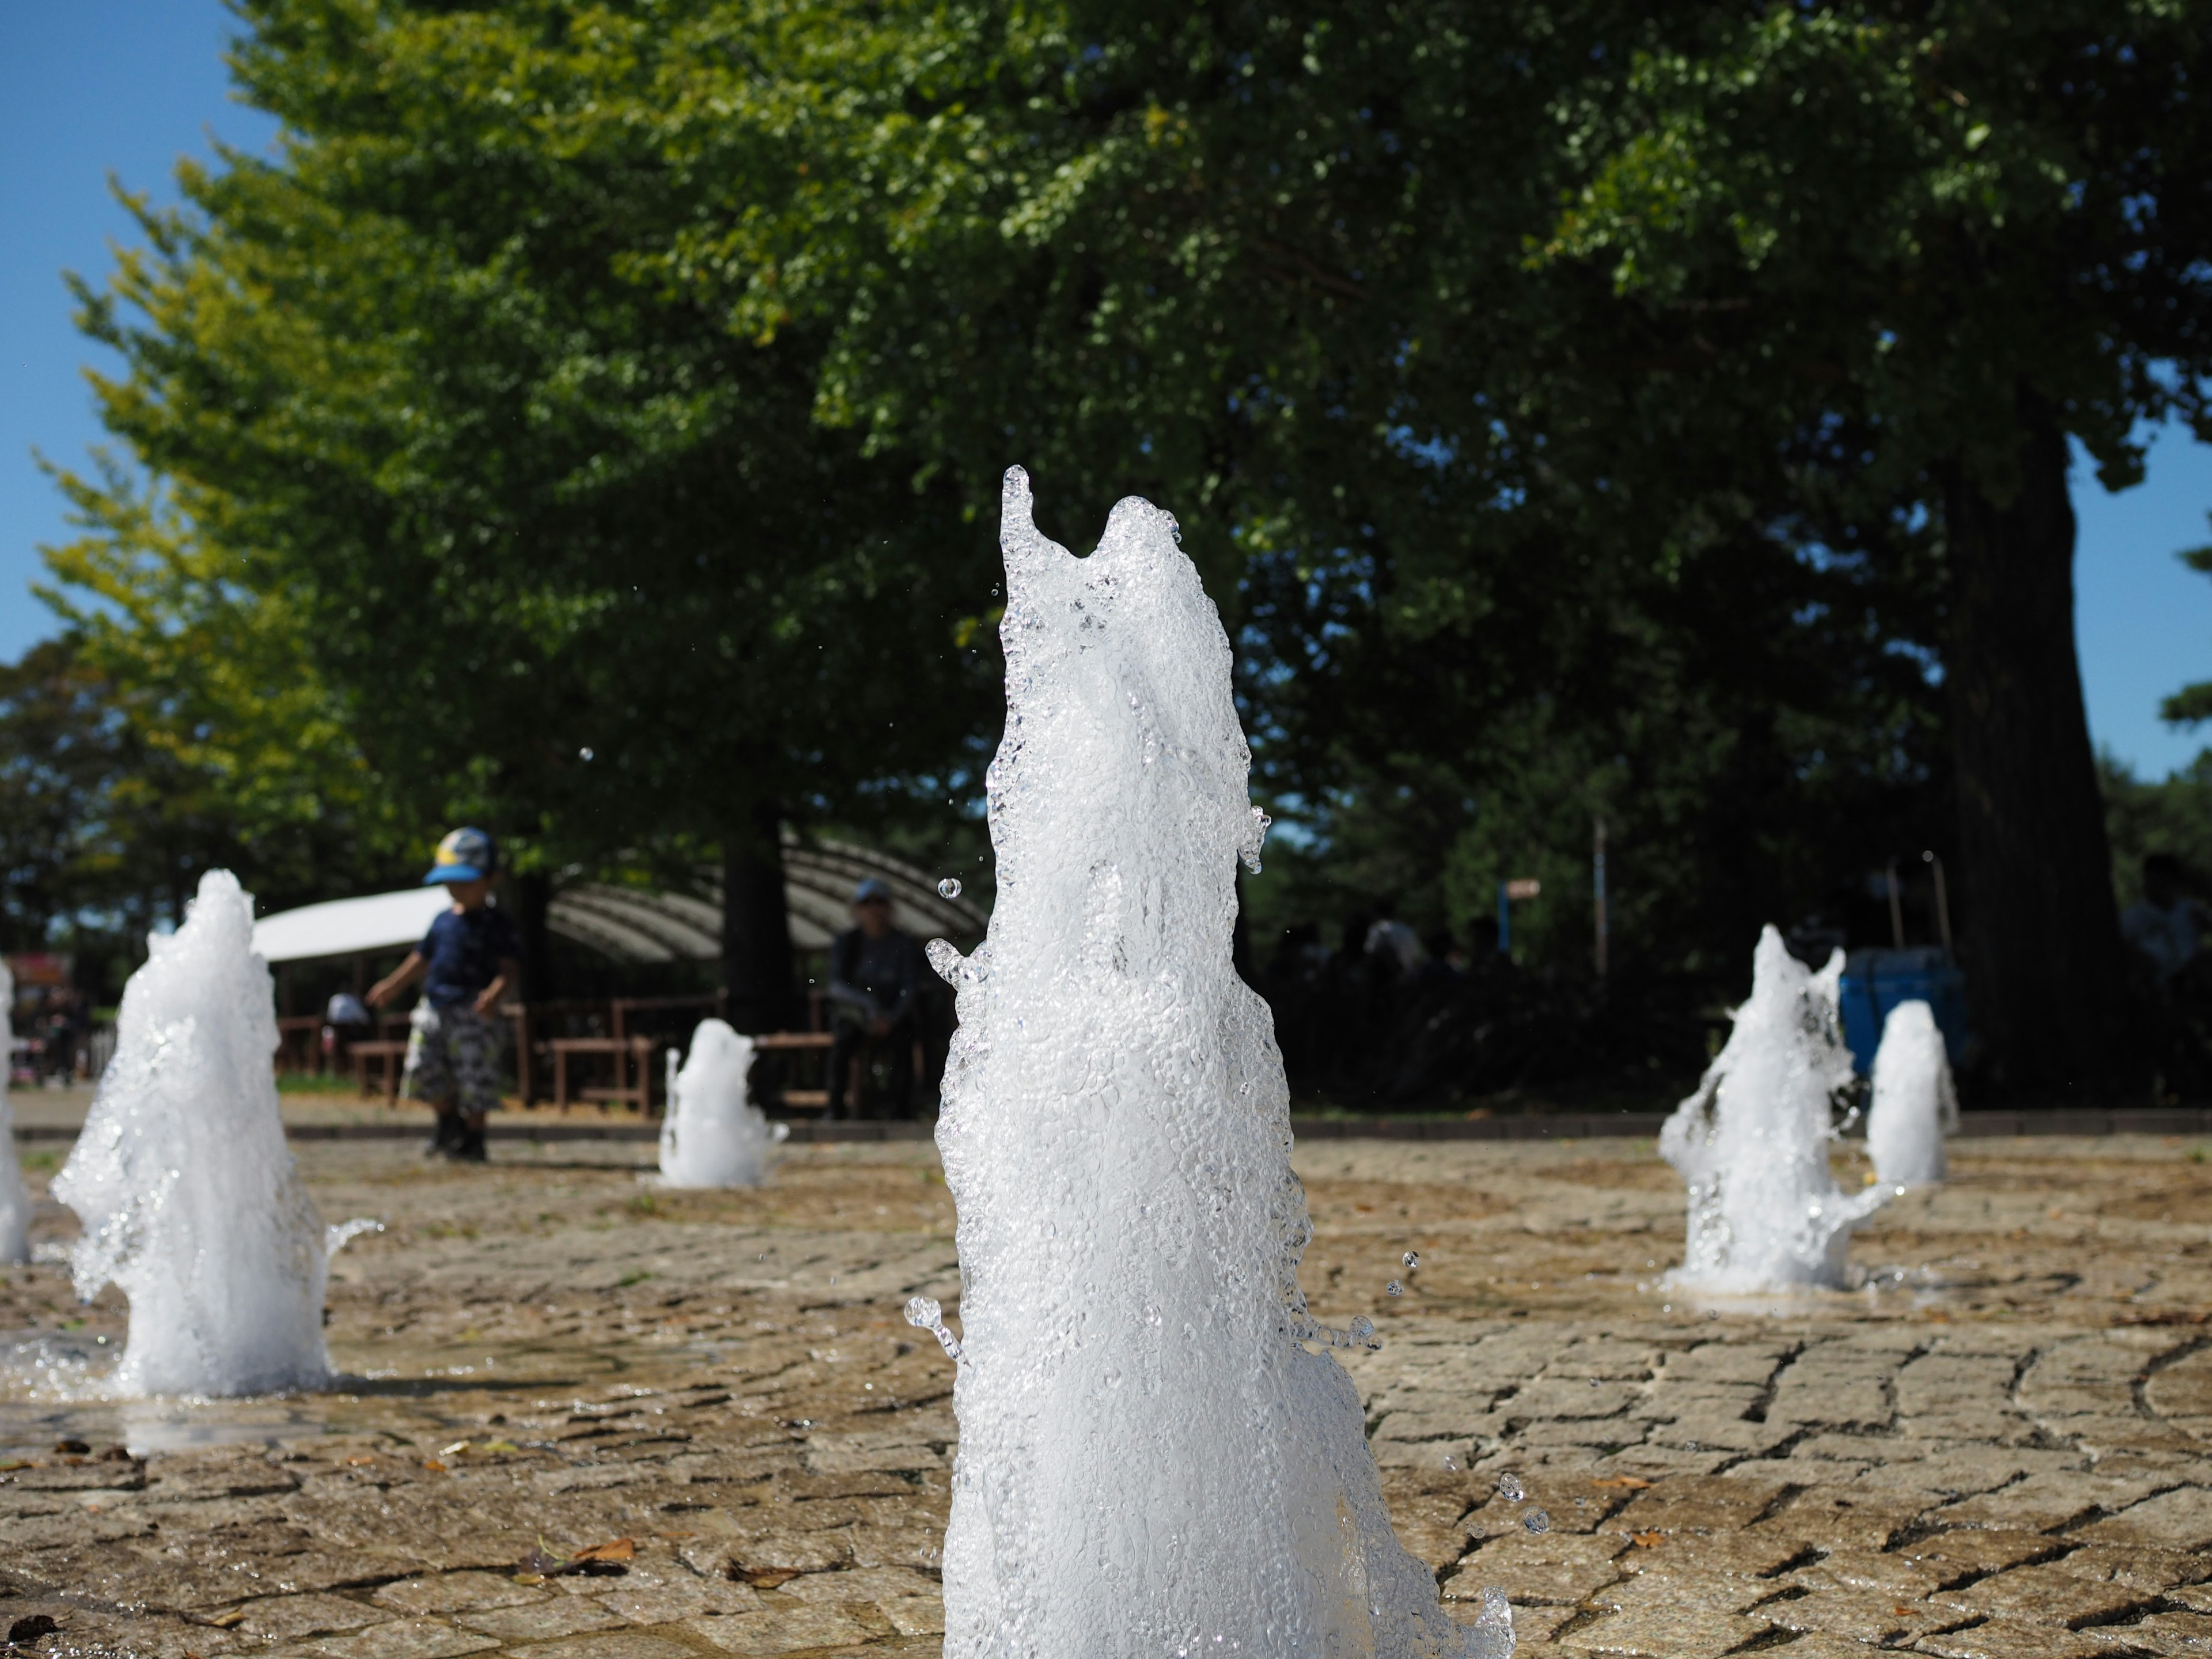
{"left": 512, "top": 870, "right": 556, "bottom": 1002}
{"left": 1943, "top": 400, "right": 2132, "bottom": 1096}
{"left": 722, "top": 802, "right": 795, "bottom": 1034}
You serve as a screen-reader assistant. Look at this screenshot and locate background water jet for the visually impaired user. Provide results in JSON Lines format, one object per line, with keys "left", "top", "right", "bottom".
{"left": 1866, "top": 999, "right": 1957, "bottom": 1187}
{"left": 1660, "top": 926, "right": 1886, "bottom": 1292}
{"left": 52, "top": 869, "right": 335, "bottom": 1396}
{"left": 657, "top": 1020, "right": 782, "bottom": 1188}
{"left": 925, "top": 467, "right": 1510, "bottom": 1659}
{"left": 0, "top": 963, "right": 32, "bottom": 1265}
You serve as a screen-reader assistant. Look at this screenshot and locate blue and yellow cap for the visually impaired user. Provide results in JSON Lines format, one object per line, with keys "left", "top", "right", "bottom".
{"left": 425, "top": 827, "right": 497, "bottom": 886}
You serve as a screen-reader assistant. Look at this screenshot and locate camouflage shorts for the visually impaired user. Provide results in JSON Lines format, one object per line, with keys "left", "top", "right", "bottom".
{"left": 402, "top": 1003, "right": 503, "bottom": 1116}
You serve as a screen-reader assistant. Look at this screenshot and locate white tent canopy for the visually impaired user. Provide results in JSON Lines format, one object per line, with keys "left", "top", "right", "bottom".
{"left": 252, "top": 887, "right": 450, "bottom": 967}
{"left": 251, "top": 836, "right": 987, "bottom": 966}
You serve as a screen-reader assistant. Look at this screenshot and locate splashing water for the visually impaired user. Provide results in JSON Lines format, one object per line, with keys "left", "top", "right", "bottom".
{"left": 1496, "top": 1472, "right": 1525, "bottom": 1502}
{"left": 1866, "top": 999, "right": 1957, "bottom": 1188}
{"left": 928, "top": 469, "right": 1511, "bottom": 1658}
{"left": 1522, "top": 1510, "right": 1550, "bottom": 1535}
{"left": 1659, "top": 927, "right": 1888, "bottom": 1292}
{"left": 904, "top": 1295, "right": 965, "bottom": 1362}
{"left": 0, "top": 963, "right": 33, "bottom": 1264}
{"left": 1403, "top": 1251, "right": 1420, "bottom": 1271}
{"left": 51, "top": 871, "right": 336, "bottom": 1396}
{"left": 657, "top": 1020, "right": 785, "bottom": 1188}
{"left": 938, "top": 878, "right": 964, "bottom": 900}
{"left": 1386, "top": 1281, "right": 1404, "bottom": 1298}
{"left": 324, "top": 1218, "right": 384, "bottom": 1257}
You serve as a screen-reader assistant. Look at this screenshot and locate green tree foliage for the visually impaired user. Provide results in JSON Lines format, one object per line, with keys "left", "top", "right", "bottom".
{"left": 2103, "top": 749, "right": 2212, "bottom": 908}
{"left": 52, "top": 0, "right": 2205, "bottom": 1089}
{"left": 2160, "top": 525, "right": 2212, "bottom": 726}
{"left": 1525, "top": 3, "right": 2212, "bottom": 1086}
{"left": 58, "top": 0, "right": 1006, "bottom": 1017}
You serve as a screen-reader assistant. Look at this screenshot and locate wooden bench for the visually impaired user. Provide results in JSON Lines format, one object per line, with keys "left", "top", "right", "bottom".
{"left": 550, "top": 1035, "right": 661, "bottom": 1112}
{"left": 350, "top": 1039, "right": 409, "bottom": 1101}
{"left": 753, "top": 1031, "right": 835, "bottom": 1112}
{"left": 275, "top": 1016, "right": 325, "bottom": 1074}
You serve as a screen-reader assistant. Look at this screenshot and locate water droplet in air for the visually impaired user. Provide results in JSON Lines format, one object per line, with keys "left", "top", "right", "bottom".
{"left": 904, "top": 1296, "right": 941, "bottom": 1329}
{"left": 578, "top": 747, "right": 594, "bottom": 761}
{"left": 1403, "top": 1251, "right": 1420, "bottom": 1270}
{"left": 1496, "top": 1472, "right": 1525, "bottom": 1502}
{"left": 1348, "top": 1315, "right": 1376, "bottom": 1347}
{"left": 1523, "top": 1509, "right": 1550, "bottom": 1535}
{"left": 1385, "top": 1281, "right": 1404, "bottom": 1297}
{"left": 937, "top": 878, "right": 963, "bottom": 899}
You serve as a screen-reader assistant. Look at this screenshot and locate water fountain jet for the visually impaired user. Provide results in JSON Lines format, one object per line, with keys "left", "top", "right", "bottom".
{"left": 53, "top": 870, "right": 337, "bottom": 1396}
{"left": 1660, "top": 926, "right": 1886, "bottom": 1292}
{"left": 1866, "top": 999, "right": 1956, "bottom": 1188}
{"left": 657, "top": 1020, "right": 784, "bottom": 1188}
{"left": 0, "top": 961, "right": 32, "bottom": 1264}
{"left": 925, "top": 468, "right": 1510, "bottom": 1659}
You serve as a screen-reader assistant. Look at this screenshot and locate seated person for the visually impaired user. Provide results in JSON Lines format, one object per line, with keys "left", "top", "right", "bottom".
{"left": 827, "top": 878, "right": 925, "bottom": 1118}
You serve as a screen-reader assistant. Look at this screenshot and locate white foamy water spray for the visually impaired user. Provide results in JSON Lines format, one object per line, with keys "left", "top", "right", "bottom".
{"left": 657, "top": 1020, "right": 784, "bottom": 1188}
{"left": 1866, "top": 999, "right": 1956, "bottom": 1188}
{"left": 926, "top": 468, "right": 1510, "bottom": 1659}
{"left": 1660, "top": 926, "right": 1887, "bottom": 1291}
{"left": 52, "top": 870, "right": 335, "bottom": 1396}
{"left": 0, "top": 962, "right": 33, "bottom": 1264}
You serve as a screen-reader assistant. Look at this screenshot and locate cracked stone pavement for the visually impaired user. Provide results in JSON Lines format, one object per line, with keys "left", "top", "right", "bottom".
{"left": 0, "top": 1130, "right": 2206, "bottom": 1657}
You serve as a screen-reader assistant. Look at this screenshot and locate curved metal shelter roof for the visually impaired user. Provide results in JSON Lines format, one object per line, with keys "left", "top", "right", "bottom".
{"left": 253, "top": 836, "right": 986, "bottom": 966}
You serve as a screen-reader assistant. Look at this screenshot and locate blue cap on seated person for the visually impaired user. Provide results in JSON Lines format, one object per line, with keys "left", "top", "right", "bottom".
{"left": 424, "top": 826, "right": 498, "bottom": 885}
{"left": 852, "top": 877, "right": 892, "bottom": 903}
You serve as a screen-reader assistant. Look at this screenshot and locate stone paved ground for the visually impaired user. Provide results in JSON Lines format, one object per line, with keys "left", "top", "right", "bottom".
{"left": 0, "top": 1131, "right": 2207, "bottom": 1657}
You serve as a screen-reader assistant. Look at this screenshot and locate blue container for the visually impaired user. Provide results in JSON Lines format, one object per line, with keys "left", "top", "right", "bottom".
{"left": 1838, "top": 948, "right": 1970, "bottom": 1076}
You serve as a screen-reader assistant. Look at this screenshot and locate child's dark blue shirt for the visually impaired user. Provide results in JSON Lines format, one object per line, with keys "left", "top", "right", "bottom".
{"left": 417, "top": 904, "right": 522, "bottom": 1008}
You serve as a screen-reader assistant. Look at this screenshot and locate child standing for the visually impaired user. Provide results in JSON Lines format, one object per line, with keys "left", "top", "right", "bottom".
{"left": 368, "top": 827, "right": 522, "bottom": 1161}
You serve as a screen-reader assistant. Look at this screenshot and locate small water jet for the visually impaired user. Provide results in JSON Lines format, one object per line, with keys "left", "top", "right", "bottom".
{"left": 657, "top": 1020, "right": 783, "bottom": 1188}
{"left": 52, "top": 870, "right": 338, "bottom": 1396}
{"left": 926, "top": 469, "right": 1511, "bottom": 1658}
{"left": 1866, "top": 999, "right": 1957, "bottom": 1188}
{"left": 0, "top": 963, "right": 33, "bottom": 1264}
{"left": 1660, "top": 926, "right": 1887, "bottom": 1292}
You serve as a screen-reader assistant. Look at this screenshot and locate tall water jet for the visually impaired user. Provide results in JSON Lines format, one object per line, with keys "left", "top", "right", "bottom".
{"left": 52, "top": 870, "right": 334, "bottom": 1396}
{"left": 657, "top": 1019, "right": 783, "bottom": 1187}
{"left": 0, "top": 962, "right": 32, "bottom": 1264}
{"left": 925, "top": 468, "right": 1512, "bottom": 1659}
{"left": 1866, "top": 999, "right": 1956, "bottom": 1188}
{"left": 1660, "top": 926, "right": 1887, "bottom": 1291}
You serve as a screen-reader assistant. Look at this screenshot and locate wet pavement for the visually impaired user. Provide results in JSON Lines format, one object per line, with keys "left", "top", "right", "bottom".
{"left": 1, "top": 1131, "right": 2207, "bottom": 1657}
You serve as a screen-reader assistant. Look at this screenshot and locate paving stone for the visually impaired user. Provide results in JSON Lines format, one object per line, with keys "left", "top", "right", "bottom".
{"left": 2092, "top": 1609, "right": 2212, "bottom": 1656}
{"left": 683, "top": 1604, "right": 887, "bottom": 1653}
{"left": 4, "top": 1135, "right": 2207, "bottom": 1654}
{"left": 1446, "top": 1531, "right": 1631, "bottom": 1605}
{"left": 878, "top": 1597, "right": 945, "bottom": 1636}
{"left": 453, "top": 1599, "right": 632, "bottom": 1641}
{"left": 1555, "top": 1595, "right": 1771, "bottom": 1657}
{"left": 230, "top": 1592, "right": 393, "bottom": 1639}
{"left": 1932, "top": 1560, "right": 2164, "bottom": 1628}
{"left": 2075, "top": 1482, "right": 2212, "bottom": 1551}
{"left": 372, "top": 1571, "right": 548, "bottom": 1615}
{"left": 1892, "top": 1528, "right": 2069, "bottom": 1584}
{"left": 772, "top": 1567, "right": 941, "bottom": 1604}
{"left": 1914, "top": 1618, "right": 2109, "bottom": 1658}
{"left": 2046, "top": 1542, "right": 2207, "bottom": 1593}
{"left": 1750, "top": 1583, "right": 1955, "bottom": 1645}
{"left": 302, "top": 1617, "right": 501, "bottom": 1659}
{"left": 513, "top": 1635, "right": 699, "bottom": 1659}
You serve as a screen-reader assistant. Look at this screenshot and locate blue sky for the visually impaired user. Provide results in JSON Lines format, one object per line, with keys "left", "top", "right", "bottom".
{"left": 3, "top": 2, "right": 2209, "bottom": 779}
